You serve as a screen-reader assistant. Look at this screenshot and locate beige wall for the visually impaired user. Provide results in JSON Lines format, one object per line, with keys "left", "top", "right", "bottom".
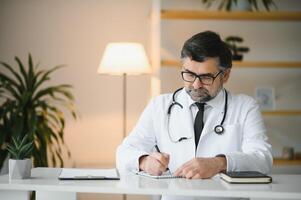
{"left": 0, "top": 1, "right": 301, "bottom": 199}
{"left": 1, "top": 0, "right": 301, "bottom": 169}
{"left": 0, "top": 0, "right": 152, "bottom": 168}
{"left": 161, "top": 0, "right": 301, "bottom": 158}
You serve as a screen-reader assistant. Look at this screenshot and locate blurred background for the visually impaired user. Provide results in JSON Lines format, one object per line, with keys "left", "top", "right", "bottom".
{"left": 0, "top": 0, "right": 300, "bottom": 199}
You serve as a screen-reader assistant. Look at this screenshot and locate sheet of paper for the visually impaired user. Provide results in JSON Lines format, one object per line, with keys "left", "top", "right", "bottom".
{"left": 134, "top": 170, "right": 182, "bottom": 179}
{"left": 59, "top": 168, "right": 119, "bottom": 179}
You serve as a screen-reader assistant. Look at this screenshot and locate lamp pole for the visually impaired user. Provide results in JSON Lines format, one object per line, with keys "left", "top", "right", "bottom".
{"left": 122, "top": 74, "right": 127, "bottom": 199}
{"left": 123, "top": 73, "right": 127, "bottom": 138}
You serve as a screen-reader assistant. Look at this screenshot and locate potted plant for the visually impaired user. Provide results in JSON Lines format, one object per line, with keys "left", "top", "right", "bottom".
{"left": 0, "top": 54, "right": 78, "bottom": 171}
{"left": 225, "top": 36, "right": 250, "bottom": 61}
{"left": 6, "top": 135, "right": 33, "bottom": 180}
{"left": 201, "top": 0, "right": 277, "bottom": 11}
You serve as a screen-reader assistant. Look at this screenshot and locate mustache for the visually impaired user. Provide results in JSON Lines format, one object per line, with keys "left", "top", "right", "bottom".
{"left": 187, "top": 88, "right": 209, "bottom": 95}
{"left": 186, "top": 88, "right": 212, "bottom": 102}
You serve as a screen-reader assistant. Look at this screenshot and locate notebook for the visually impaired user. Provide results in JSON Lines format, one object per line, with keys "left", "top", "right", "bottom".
{"left": 58, "top": 168, "right": 120, "bottom": 180}
{"left": 220, "top": 171, "right": 272, "bottom": 184}
{"left": 134, "top": 170, "right": 182, "bottom": 179}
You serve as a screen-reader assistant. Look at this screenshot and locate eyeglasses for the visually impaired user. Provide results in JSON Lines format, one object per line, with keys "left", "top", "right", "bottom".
{"left": 181, "top": 70, "right": 224, "bottom": 85}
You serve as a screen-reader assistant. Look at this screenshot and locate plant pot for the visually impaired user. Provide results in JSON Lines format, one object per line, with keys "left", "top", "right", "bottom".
{"left": 9, "top": 159, "right": 32, "bottom": 180}
{"left": 232, "top": 54, "right": 243, "bottom": 61}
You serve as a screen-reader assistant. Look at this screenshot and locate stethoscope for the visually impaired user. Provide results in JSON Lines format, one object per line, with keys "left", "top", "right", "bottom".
{"left": 166, "top": 87, "right": 228, "bottom": 143}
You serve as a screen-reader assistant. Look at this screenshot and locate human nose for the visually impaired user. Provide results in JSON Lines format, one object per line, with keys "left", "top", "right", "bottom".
{"left": 192, "top": 77, "right": 204, "bottom": 88}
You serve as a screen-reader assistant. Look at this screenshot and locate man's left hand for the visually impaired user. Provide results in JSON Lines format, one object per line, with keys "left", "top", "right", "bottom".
{"left": 173, "top": 157, "right": 226, "bottom": 179}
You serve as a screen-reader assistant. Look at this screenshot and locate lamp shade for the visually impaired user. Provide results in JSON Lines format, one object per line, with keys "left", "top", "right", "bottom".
{"left": 98, "top": 43, "right": 151, "bottom": 75}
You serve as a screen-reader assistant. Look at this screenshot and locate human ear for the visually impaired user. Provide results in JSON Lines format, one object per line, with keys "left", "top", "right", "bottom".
{"left": 222, "top": 69, "right": 231, "bottom": 83}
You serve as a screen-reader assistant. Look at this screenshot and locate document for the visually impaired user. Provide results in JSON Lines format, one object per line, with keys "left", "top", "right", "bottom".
{"left": 58, "top": 168, "right": 120, "bottom": 180}
{"left": 134, "top": 170, "right": 182, "bottom": 179}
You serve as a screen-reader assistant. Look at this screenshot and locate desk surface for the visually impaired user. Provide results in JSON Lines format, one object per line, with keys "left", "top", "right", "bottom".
{"left": 0, "top": 168, "right": 301, "bottom": 199}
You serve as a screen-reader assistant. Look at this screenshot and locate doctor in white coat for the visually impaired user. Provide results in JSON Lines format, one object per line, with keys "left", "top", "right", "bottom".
{"left": 116, "top": 31, "right": 272, "bottom": 199}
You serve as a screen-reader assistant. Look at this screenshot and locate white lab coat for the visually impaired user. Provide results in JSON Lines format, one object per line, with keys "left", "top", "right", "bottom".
{"left": 116, "top": 88, "right": 272, "bottom": 200}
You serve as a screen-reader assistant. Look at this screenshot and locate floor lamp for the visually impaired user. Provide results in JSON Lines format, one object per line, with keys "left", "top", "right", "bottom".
{"left": 97, "top": 42, "right": 151, "bottom": 139}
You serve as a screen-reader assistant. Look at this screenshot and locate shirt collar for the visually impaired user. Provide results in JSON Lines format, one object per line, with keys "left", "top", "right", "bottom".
{"left": 206, "top": 89, "right": 224, "bottom": 109}
{"left": 185, "top": 88, "right": 225, "bottom": 109}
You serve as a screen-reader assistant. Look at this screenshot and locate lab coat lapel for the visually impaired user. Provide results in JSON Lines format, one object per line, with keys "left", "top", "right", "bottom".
{"left": 198, "top": 90, "right": 225, "bottom": 145}
{"left": 200, "top": 107, "right": 224, "bottom": 139}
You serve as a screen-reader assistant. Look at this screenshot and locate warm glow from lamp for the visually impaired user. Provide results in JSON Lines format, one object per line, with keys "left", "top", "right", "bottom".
{"left": 98, "top": 43, "right": 151, "bottom": 75}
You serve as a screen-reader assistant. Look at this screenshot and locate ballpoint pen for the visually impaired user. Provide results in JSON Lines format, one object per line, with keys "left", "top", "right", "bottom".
{"left": 154, "top": 145, "right": 171, "bottom": 173}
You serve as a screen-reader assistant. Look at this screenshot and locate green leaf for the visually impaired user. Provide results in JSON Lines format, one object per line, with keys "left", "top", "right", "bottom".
{"left": 251, "top": 0, "right": 259, "bottom": 11}
{"left": 0, "top": 73, "right": 21, "bottom": 100}
{"left": 22, "top": 145, "right": 34, "bottom": 158}
{"left": 19, "top": 135, "right": 29, "bottom": 149}
{"left": 14, "top": 56, "right": 28, "bottom": 89}
{"left": 33, "top": 65, "right": 65, "bottom": 93}
{"left": 12, "top": 136, "right": 20, "bottom": 150}
{"left": 0, "top": 61, "right": 25, "bottom": 91}
{"left": 1, "top": 55, "right": 78, "bottom": 168}
{"left": 7, "top": 144, "right": 18, "bottom": 159}
{"left": 19, "top": 141, "right": 34, "bottom": 158}
{"left": 55, "top": 150, "right": 64, "bottom": 168}
{"left": 32, "top": 69, "right": 46, "bottom": 92}
{"left": 33, "top": 85, "right": 71, "bottom": 102}
{"left": 27, "top": 54, "right": 35, "bottom": 90}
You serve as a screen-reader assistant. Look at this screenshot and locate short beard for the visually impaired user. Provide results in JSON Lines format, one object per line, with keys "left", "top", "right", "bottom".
{"left": 185, "top": 88, "right": 213, "bottom": 103}
{"left": 185, "top": 86, "right": 222, "bottom": 103}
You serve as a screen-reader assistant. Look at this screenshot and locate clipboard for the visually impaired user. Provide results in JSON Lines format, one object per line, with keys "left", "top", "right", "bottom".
{"left": 58, "top": 168, "right": 120, "bottom": 180}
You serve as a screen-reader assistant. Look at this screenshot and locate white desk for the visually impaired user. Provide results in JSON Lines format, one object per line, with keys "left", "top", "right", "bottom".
{"left": 0, "top": 168, "right": 301, "bottom": 200}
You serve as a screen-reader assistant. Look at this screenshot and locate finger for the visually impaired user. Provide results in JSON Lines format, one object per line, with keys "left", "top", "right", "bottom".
{"left": 184, "top": 169, "right": 194, "bottom": 179}
{"left": 161, "top": 153, "right": 170, "bottom": 165}
{"left": 174, "top": 165, "right": 188, "bottom": 177}
{"left": 174, "top": 159, "right": 191, "bottom": 176}
{"left": 156, "top": 161, "right": 168, "bottom": 173}
{"left": 191, "top": 173, "right": 201, "bottom": 179}
{"left": 151, "top": 152, "right": 170, "bottom": 168}
{"left": 179, "top": 159, "right": 194, "bottom": 170}
{"left": 146, "top": 159, "right": 166, "bottom": 175}
{"left": 183, "top": 159, "right": 196, "bottom": 168}
{"left": 152, "top": 152, "right": 169, "bottom": 166}
{"left": 149, "top": 167, "right": 163, "bottom": 176}
{"left": 152, "top": 157, "right": 168, "bottom": 172}
{"left": 161, "top": 153, "right": 170, "bottom": 160}
{"left": 174, "top": 166, "right": 183, "bottom": 176}
{"left": 185, "top": 167, "right": 200, "bottom": 179}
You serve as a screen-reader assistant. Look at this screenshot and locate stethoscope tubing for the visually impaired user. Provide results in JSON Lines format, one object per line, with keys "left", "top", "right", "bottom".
{"left": 166, "top": 88, "right": 228, "bottom": 143}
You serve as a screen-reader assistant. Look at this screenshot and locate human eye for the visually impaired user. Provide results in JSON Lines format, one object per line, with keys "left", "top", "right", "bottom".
{"left": 200, "top": 75, "right": 213, "bottom": 84}
{"left": 185, "top": 72, "right": 195, "bottom": 78}
{"left": 201, "top": 75, "right": 213, "bottom": 80}
{"left": 182, "top": 71, "right": 196, "bottom": 82}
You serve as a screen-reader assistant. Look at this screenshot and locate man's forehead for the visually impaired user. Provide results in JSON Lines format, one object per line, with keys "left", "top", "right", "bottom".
{"left": 182, "top": 57, "right": 220, "bottom": 72}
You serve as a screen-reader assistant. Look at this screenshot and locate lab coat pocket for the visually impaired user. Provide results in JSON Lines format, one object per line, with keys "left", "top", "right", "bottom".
{"left": 219, "top": 124, "right": 243, "bottom": 152}
{"left": 198, "top": 124, "right": 242, "bottom": 157}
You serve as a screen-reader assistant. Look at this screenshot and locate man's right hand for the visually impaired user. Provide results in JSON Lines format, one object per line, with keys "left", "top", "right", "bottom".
{"left": 139, "top": 152, "right": 170, "bottom": 175}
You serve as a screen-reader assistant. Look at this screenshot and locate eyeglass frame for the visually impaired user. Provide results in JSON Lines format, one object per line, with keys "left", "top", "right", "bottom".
{"left": 181, "top": 69, "right": 224, "bottom": 85}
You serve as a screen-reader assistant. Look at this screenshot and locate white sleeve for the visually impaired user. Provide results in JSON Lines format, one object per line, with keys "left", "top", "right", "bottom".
{"left": 116, "top": 97, "right": 157, "bottom": 173}
{"left": 225, "top": 98, "right": 273, "bottom": 174}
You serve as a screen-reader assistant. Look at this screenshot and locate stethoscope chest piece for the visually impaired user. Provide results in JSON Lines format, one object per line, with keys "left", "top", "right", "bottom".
{"left": 214, "top": 125, "right": 224, "bottom": 135}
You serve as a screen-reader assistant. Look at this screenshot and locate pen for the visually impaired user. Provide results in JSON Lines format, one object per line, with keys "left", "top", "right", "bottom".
{"left": 154, "top": 145, "right": 170, "bottom": 172}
